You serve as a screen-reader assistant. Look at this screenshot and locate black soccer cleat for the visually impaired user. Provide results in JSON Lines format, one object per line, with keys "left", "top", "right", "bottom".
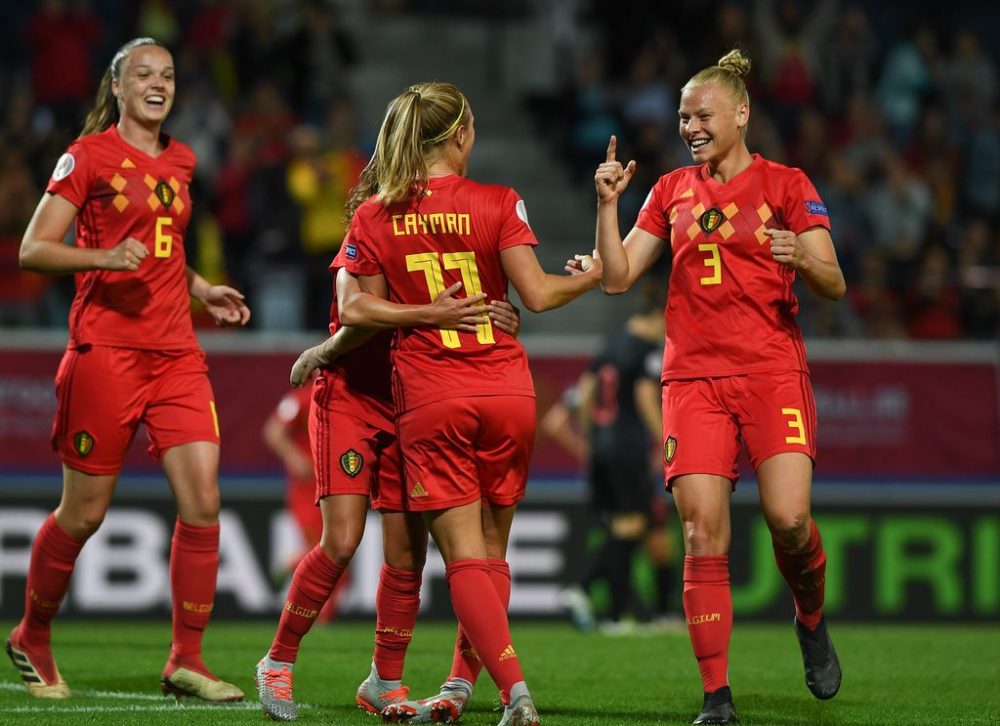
{"left": 794, "top": 616, "right": 842, "bottom": 700}
{"left": 692, "top": 685, "right": 739, "bottom": 724}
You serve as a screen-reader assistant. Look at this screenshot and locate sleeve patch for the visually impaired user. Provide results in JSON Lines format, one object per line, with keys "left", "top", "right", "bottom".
{"left": 804, "top": 200, "right": 828, "bottom": 216}
{"left": 52, "top": 153, "right": 75, "bottom": 181}
{"left": 515, "top": 199, "right": 531, "bottom": 228}
{"left": 344, "top": 243, "right": 358, "bottom": 259}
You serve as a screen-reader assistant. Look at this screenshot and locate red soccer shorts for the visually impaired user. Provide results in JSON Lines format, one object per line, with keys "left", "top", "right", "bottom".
{"left": 309, "top": 404, "right": 404, "bottom": 511}
{"left": 661, "top": 370, "right": 817, "bottom": 487}
{"left": 51, "top": 345, "right": 219, "bottom": 476}
{"left": 395, "top": 395, "right": 536, "bottom": 511}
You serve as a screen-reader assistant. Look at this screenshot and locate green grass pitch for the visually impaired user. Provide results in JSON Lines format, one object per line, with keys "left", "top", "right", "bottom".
{"left": 1, "top": 620, "right": 998, "bottom": 724}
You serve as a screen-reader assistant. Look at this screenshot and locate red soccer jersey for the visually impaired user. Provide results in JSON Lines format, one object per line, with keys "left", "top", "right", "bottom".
{"left": 313, "top": 254, "right": 395, "bottom": 431}
{"left": 635, "top": 154, "right": 832, "bottom": 380}
{"left": 341, "top": 174, "right": 537, "bottom": 414}
{"left": 46, "top": 125, "right": 198, "bottom": 350}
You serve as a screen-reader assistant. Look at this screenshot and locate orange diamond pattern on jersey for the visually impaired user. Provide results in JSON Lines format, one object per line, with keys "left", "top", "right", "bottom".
{"left": 718, "top": 202, "right": 739, "bottom": 240}
{"left": 687, "top": 202, "right": 706, "bottom": 240}
{"left": 121, "top": 158, "right": 135, "bottom": 169}
{"left": 143, "top": 174, "right": 160, "bottom": 211}
{"left": 171, "top": 180, "right": 185, "bottom": 214}
{"left": 679, "top": 188, "right": 694, "bottom": 198}
{"left": 755, "top": 202, "right": 774, "bottom": 245}
{"left": 109, "top": 172, "right": 130, "bottom": 213}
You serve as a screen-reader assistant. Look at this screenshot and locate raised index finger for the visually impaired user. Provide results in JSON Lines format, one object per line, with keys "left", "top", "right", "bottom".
{"left": 606, "top": 135, "right": 617, "bottom": 163}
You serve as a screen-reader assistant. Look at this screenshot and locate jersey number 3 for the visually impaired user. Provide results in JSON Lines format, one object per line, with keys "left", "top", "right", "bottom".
{"left": 698, "top": 243, "right": 721, "bottom": 286}
{"left": 406, "top": 251, "right": 494, "bottom": 349}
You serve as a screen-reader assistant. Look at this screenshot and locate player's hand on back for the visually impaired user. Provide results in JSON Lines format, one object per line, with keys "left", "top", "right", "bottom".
{"left": 488, "top": 298, "right": 521, "bottom": 337}
{"left": 595, "top": 135, "right": 637, "bottom": 204}
{"left": 429, "top": 281, "right": 488, "bottom": 332}
{"left": 100, "top": 237, "right": 148, "bottom": 271}
{"left": 290, "top": 345, "right": 326, "bottom": 387}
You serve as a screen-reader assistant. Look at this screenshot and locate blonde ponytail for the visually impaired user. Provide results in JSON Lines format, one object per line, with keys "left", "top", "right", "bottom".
{"left": 346, "top": 82, "right": 469, "bottom": 221}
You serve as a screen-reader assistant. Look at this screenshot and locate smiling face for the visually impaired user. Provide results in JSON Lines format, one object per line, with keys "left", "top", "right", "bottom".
{"left": 678, "top": 81, "right": 748, "bottom": 166}
{"left": 113, "top": 44, "right": 175, "bottom": 128}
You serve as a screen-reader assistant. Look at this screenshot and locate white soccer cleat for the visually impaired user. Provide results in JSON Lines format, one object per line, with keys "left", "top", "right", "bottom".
{"left": 254, "top": 657, "right": 299, "bottom": 721}
{"left": 497, "top": 695, "right": 541, "bottom": 726}
{"left": 356, "top": 661, "right": 411, "bottom": 714}
{"left": 380, "top": 678, "right": 472, "bottom": 723}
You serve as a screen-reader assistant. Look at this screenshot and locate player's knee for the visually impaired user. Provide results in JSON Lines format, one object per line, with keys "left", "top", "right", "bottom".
{"left": 683, "top": 523, "right": 728, "bottom": 555}
{"left": 768, "top": 512, "right": 810, "bottom": 549}
{"left": 182, "top": 488, "right": 221, "bottom": 524}
{"left": 385, "top": 549, "right": 425, "bottom": 572}
{"left": 320, "top": 529, "right": 362, "bottom": 566}
{"left": 56, "top": 505, "right": 106, "bottom": 540}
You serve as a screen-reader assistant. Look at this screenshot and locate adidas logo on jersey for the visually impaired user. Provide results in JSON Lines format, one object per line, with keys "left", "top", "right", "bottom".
{"left": 498, "top": 644, "right": 517, "bottom": 661}
{"left": 409, "top": 482, "right": 428, "bottom": 498}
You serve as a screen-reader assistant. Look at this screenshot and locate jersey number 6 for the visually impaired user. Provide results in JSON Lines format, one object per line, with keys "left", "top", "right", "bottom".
{"left": 406, "top": 250, "right": 494, "bottom": 349}
{"left": 155, "top": 217, "right": 173, "bottom": 258}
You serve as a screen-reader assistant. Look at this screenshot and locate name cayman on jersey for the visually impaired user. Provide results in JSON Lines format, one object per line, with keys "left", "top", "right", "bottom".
{"left": 392, "top": 212, "right": 471, "bottom": 236}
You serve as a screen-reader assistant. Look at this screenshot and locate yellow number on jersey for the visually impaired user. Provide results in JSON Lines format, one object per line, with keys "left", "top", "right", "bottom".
{"left": 698, "top": 243, "right": 721, "bottom": 285}
{"left": 405, "top": 250, "right": 493, "bottom": 349}
{"left": 782, "top": 407, "right": 807, "bottom": 445}
{"left": 443, "top": 251, "right": 494, "bottom": 345}
{"left": 155, "top": 216, "right": 173, "bottom": 258}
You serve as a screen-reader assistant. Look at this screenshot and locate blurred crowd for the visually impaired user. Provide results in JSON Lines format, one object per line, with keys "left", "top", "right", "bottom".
{"left": 0, "top": 0, "right": 997, "bottom": 339}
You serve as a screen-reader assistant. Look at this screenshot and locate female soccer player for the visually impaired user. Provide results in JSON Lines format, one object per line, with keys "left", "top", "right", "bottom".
{"left": 334, "top": 81, "right": 602, "bottom": 726}
{"left": 7, "top": 38, "right": 248, "bottom": 702}
{"left": 253, "top": 256, "right": 521, "bottom": 722}
{"left": 594, "top": 49, "right": 845, "bottom": 724}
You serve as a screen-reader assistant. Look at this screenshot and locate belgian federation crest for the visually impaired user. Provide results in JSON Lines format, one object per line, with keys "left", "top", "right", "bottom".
{"left": 154, "top": 179, "right": 175, "bottom": 208}
{"left": 699, "top": 208, "right": 724, "bottom": 234}
{"left": 664, "top": 436, "right": 677, "bottom": 463}
{"left": 73, "top": 431, "right": 94, "bottom": 457}
{"left": 340, "top": 449, "right": 363, "bottom": 478}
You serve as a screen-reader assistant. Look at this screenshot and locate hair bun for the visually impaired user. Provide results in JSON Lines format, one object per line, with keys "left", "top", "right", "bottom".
{"left": 717, "top": 49, "right": 751, "bottom": 77}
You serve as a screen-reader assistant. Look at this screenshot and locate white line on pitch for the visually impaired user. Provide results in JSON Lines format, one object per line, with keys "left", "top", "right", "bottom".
{"left": 1, "top": 679, "right": 313, "bottom": 711}
{"left": 3, "top": 703, "right": 262, "bottom": 713}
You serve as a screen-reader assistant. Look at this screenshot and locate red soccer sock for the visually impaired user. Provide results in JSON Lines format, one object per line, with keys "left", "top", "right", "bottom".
{"left": 269, "top": 546, "right": 345, "bottom": 663}
{"left": 773, "top": 519, "right": 827, "bottom": 630}
{"left": 449, "top": 558, "right": 511, "bottom": 689}
{"left": 20, "top": 514, "right": 85, "bottom": 646}
{"left": 167, "top": 518, "right": 220, "bottom": 674}
{"left": 683, "top": 555, "right": 733, "bottom": 693}
{"left": 445, "top": 559, "right": 523, "bottom": 697}
{"left": 372, "top": 564, "right": 422, "bottom": 681}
